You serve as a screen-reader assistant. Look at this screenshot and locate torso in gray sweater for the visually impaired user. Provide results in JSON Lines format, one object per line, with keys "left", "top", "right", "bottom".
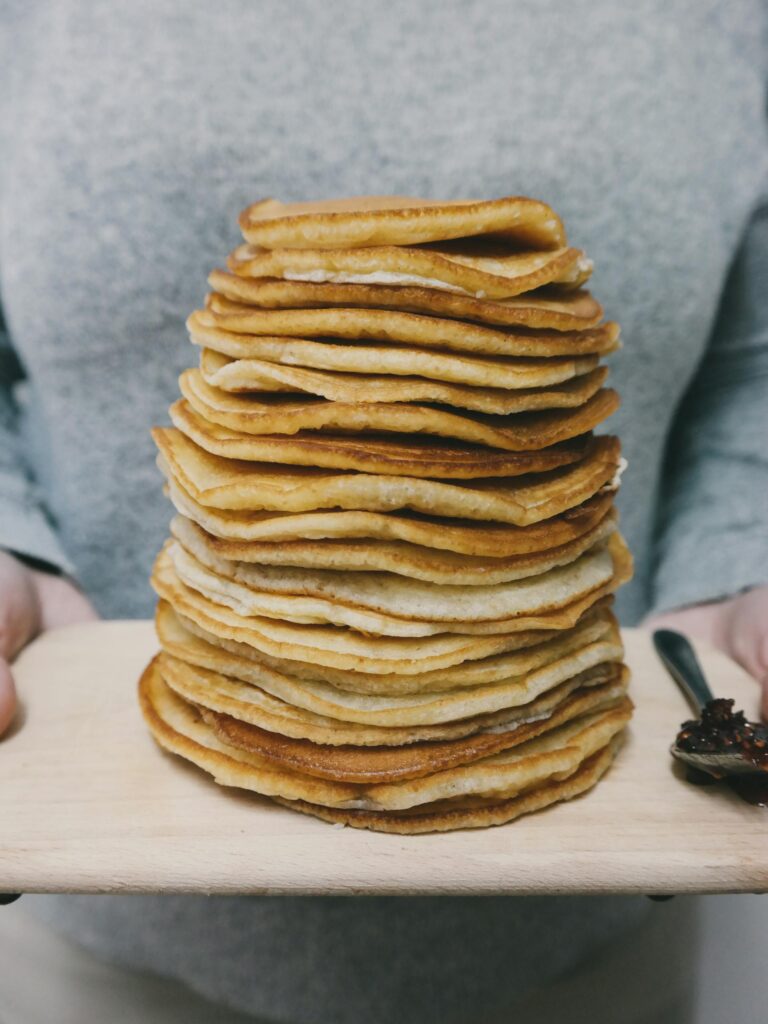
{"left": 1, "top": 2, "right": 767, "bottom": 1020}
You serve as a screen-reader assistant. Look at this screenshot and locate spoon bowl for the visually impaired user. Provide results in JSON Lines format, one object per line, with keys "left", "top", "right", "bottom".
{"left": 653, "top": 630, "right": 768, "bottom": 783}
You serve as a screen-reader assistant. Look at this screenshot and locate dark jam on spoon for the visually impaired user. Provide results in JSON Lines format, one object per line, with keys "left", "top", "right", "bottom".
{"left": 676, "top": 699, "right": 768, "bottom": 806}
{"left": 676, "top": 699, "right": 768, "bottom": 768}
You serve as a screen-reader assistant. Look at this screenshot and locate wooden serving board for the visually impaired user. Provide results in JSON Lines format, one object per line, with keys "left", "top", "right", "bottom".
{"left": 2, "top": 623, "right": 766, "bottom": 896}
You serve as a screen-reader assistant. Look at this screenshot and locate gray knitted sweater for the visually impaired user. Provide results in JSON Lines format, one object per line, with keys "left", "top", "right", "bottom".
{"left": 1, "top": 1, "right": 767, "bottom": 1020}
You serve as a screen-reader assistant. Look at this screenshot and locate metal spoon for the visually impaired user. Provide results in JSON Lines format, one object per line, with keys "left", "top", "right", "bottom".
{"left": 652, "top": 629, "right": 767, "bottom": 778}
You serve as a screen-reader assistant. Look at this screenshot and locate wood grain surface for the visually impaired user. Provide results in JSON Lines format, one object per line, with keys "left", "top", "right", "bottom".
{"left": 1, "top": 622, "right": 766, "bottom": 896}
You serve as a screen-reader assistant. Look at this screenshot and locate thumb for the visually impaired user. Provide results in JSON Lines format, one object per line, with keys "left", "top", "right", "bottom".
{"left": 0, "top": 657, "right": 17, "bottom": 736}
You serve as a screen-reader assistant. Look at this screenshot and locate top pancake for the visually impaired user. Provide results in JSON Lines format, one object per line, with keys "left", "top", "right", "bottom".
{"left": 227, "top": 242, "right": 592, "bottom": 300}
{"left": 238, "top": 196, "right": 566, "bottom": 251}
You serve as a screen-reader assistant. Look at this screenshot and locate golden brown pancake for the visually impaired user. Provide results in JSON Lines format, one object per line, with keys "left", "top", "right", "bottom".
{"left": 273, "top": 739, "right": 621, "bottom": 834}
{"left": 168, "top": 509, "right": 617, "bottom": 586}
{"left": 203, "top": 295, "right": 616, "bottom": 355}
{"left": 139, "top": 658, "right": 630, "bottom": 817}
{"left": 161, "top": 637, "right": 627, "bottom": 748}
{"left": 150, "top": 535, "right": 632, "bottom": 672}
{"left": 208, "top": 272, "right": 603, "bottom": 331}
{"left": 167, "top": 531, "right": 619, "bottom": 633}
{"left": 188, "top": 313, "right": 611, "bottom": 388}
{"left": 156, "top": 609, "right": 625, "bottom": 749}
{"left": 227, "top": 241, "right": 592, "bottom": 300}
{"left": 199, "top": 349, "right": 608, "bottom": 415}
{"left": 161, "top": 462, "right": 616, "bottom": 557}
{"left": 153, "top": 555, "right": 575, "bottom": 675}
{"left": 141, "top": 657, "right": 624, "bottom": 836}
{"left": 169, "top": 398, "right": 599, "bottom": 479}
{"left": 178, "top": 368, "right": 618, "bottom": 454}
{"left": 156, "top": 598, "right": 617, "bottom": 696}
{"left": 156, "top": 605, "right": 624, "bottom": 726}
{"left": 153, "top": 426, "right": 621, "bottom": 526}
{"left": 238, "top": 195, "right": 567, "bottom": 251}
{"left": 202, "top": 677, "right": 628, "bottom": 783}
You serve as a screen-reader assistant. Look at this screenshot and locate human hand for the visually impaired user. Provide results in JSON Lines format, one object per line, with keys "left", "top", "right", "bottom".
{"left": 645, "top": 586, "right": 768, "bottom": 718}
{"left": 0, "top": 550, "right": 98, "bottom": 735}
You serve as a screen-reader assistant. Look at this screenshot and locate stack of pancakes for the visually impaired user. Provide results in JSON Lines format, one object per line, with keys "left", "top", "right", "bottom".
{"left": 139, "top": 196, "right": 633, "bottom": 834}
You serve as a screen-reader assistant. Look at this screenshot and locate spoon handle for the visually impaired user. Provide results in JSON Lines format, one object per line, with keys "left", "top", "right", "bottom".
{"left": 652, "top": 629, "right": 715, "bottom": 714}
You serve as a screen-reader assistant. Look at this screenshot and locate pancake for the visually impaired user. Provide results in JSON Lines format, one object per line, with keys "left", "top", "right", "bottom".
{"left": 156, "top": 599, "right": 617, "bottom": 696}
{"left": 168, "top": 509, "right": 617, "bottom": 586}
{"left": 227, "top": 241, "right": 592, "bottom": 300}
{"left": 175, "top": 648, "right": 623, "bottom": 731}
{"left": 150, "top": 536, "right": 632, "bottom": 672}
{"left": 199, "top": 349, "right": 608, "bottom": 415}
{"left": 153, "top": 554, "right": 574, "bottom": 674}
{"left": 188, "top": 313, "right": 610, "bottom": 388}
{"left": 180, "top": 368, "right": 617, "bottom": 453}
{"left": 354, "top": 702, "right": 631, "bottom": 812}
{"left": 153, "top": 427, "right": 621, "bottom": 525}
{"left": 166, "top": 536, "right": 622, "bottom": 636}
{"left": 157, "top": 603, "right": 625, "bottom": 729}
{"left": 163, "top": 655, "right": 624, "bottom": 750}
{"left": 141, "top": 660, "right": 360, "bottom": 806}
{"left": 170, "top": 398, "right": 595, "bottom": 479}
{"left": 208, "top": 272, "right": 603, "bottom": 331}
{"left": 159, "top": 631, "right": 626, "bottom": 747}
{"left": 199, "top": 678, "right": 627, "bottom": 783}
{"left": 237, "top": 195, "right": 567, "bottom": 250}
{"left": 162, "top": 464, "right": 616, "bottom": 556}
{"left": 167, "top": 530, "right": 619, "bottom": 631}
{"left": 202, "top": 297, "right": 618, "bottom": 356}
{"left": 140, "top": 659, "right": 630, "bottom": 814}
{"left": 275, "top": 739, "right": 621, "bottom": 833}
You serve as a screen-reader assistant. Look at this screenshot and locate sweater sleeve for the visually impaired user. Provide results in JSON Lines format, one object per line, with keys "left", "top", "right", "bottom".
{"left": 0, "top": 10, "right": 72, "bottom": 573}
{"left": 650, "top": 194, "right": 768, "bottom": 613}
{"left": 0, "top": 311, "right": 74, "bottom": 574}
